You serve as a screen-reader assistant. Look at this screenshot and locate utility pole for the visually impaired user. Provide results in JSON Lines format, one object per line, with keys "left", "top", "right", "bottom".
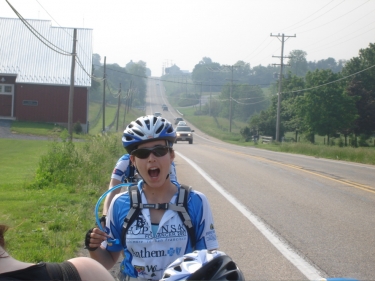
{"left": 230, "top": 67, "right": 233, "bottom": 132}
{"left": 209, "top": 71, "right": 212, "bottom": 116}
{"left": 200, "top": 81, "right": 202, "bottom": 112}
{"left": 271, "top": 33, "right": 296, "bottom": 142}
{"left": 123, "top": 80, "right": 132, "bottom": 130}
{"left": 223, "top": 65, "right": 240, "bottom": 133}
{"left": 116, "top": 83, "right": 121, "bottom": 132}
{"left": 102, "top": 56, "right": 106, "bottom": 133}
{"left": 68, "top": 28, "right": 77, "bottom": 141}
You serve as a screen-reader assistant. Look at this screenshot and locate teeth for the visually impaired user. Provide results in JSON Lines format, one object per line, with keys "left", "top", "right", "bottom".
{"left": 149, "top": 167, "right": 157, "bottom": 170}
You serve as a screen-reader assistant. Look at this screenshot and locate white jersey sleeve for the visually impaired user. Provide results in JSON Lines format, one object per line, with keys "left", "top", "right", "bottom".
{"left": 111, "top": 154, "right": 130, "bottom": 182}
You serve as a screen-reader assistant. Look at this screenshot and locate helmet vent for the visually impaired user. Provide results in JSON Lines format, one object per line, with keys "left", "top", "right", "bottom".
{"left": 133, "top": 128, "right": 145, "bottom": 137}
{"left": 145, "top": 119, "right": 150, "bottom": 129}
{"left": 155, "top": 124, "right": 163, "bottom": 134}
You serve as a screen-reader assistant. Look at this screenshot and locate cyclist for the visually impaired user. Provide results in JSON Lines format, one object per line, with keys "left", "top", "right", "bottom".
{"left": 86, "top": 115, "right": 218, "bottom": 281}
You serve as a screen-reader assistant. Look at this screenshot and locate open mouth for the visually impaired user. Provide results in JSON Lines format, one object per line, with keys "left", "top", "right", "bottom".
{"left": 148, "top": 167, "right": 160, "bottom": 178}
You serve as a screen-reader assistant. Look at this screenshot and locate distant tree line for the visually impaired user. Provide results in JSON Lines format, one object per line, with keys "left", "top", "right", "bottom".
{"left": 249, "top": 44, "right": 375, "bottom": 146}
{"left": 163, "top": 45, "right": 374, "bottom": 146}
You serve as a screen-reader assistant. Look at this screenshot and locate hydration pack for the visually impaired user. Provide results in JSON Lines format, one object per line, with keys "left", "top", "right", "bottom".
{"left": 124, "top": 164, "right": 136, "bottom": 183}
{"left": 120, "top": 184, "right": 196, "bottom": 249}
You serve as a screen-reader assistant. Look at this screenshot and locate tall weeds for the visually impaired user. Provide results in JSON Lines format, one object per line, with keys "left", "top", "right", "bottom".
{"left": 27, "top": 133, "right": 122, "bottom": 190}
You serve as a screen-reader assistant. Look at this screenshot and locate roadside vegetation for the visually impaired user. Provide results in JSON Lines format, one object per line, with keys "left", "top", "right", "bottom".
{"left": 0, "top": 133, "right": 123, "bottom": 262}
{"left": 1, "top": 106, "right": 142, "bottom": 262}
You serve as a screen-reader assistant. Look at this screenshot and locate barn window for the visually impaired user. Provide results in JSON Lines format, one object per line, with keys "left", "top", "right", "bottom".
{"left": 4, "top": 86, "right": 12, "bottom": 92}
{"left": 22, "top": 100, "right": 38, "bottom": 106}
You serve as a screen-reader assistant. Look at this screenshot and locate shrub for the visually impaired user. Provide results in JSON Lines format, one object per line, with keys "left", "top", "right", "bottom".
{"left": 27, "top": 133, "right": 122, "bottom": 190}
{"left": 73, "top": 122, "right": 83, "bottom": 134}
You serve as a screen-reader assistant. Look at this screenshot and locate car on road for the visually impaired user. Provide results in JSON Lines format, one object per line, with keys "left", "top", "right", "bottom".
{"left": 175, "top": 126, "right": 194, "bottom": 144}
{"left": 154, "top": 112, "right": 162, "bottom": 117}
{"left": 174, "top": 117, "right": 184, "bottom": 125}
{"left": 177, "top": 121, "right": 187, "bottom": 126}
{"left": 162, "top": 104, "right": 168, "bottom": 111}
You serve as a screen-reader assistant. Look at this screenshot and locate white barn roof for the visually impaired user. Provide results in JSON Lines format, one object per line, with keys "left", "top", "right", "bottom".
{"left": 0, "top": 17, "right": 92, "bottom": 87}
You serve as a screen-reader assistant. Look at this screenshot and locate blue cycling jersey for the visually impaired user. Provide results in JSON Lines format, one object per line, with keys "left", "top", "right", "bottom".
{"left": 103, "top": 181, "right": 219, "bottom": 280}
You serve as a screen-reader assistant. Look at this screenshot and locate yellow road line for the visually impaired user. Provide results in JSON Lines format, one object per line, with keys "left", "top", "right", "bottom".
{"left": 204, "top": 145, "right": 375, "bottom": 194}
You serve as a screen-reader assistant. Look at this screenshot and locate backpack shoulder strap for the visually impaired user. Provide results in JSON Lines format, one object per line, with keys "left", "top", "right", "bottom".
{"left": 177, "top": 184, "right": 196, "bottom": 250}
{"left": 125, "top": 164, "right": 136, "bottom": 183}
{"left": 121, "top": 184, "right": 141, "bottom": 246}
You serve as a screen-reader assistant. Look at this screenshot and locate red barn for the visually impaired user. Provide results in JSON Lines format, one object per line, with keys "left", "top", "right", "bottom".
{"left": 0, "top": 17, "right": 92, "bottom": 132}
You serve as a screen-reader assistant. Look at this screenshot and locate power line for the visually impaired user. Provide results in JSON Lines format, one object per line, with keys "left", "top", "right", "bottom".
{"left": 34, "top": 0, "right": 93, "bottom": 63}
{"left": 284, "top": 0, "right": 346, "bottom": 33}
{"left": 282, "top": 63, "right": 375, "bottom": 95}
{"left": 281, "top": 0, "right": 335, "bottom": 32}
{"left": 297, "top": 0, "right": 370, "bottom": 35}
{"left": 6, "top": 0, "right": 71, "bottom": 56}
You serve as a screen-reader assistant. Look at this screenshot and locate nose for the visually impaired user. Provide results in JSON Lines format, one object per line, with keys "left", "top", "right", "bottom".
{"left": 147, "top": 152, "right": 157, "bottom": 162}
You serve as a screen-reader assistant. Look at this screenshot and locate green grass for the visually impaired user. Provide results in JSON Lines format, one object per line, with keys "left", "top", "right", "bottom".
{"left": 0, "top": 139, "right": 50, "bottom": 185}
{"left": 10, "top": 121, "right": 65, "bottom": 138}
{"left": 88, "top": 103, "right": 144, "bottom": 135}
{"left": 178, "top": 107, "right": 248, "bottom": 142}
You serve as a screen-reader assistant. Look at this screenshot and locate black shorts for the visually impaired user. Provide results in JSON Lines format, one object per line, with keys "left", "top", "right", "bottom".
{"left": 46, "top": 261, "right": 81, "bottom": 281}
{"left": 0, "top": 261, "right": 81, "bottom": 281}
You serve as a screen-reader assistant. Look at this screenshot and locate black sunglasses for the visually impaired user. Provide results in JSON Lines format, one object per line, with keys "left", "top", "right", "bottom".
{"left": 131, "top": 146, "right": 171, "bottom": 159}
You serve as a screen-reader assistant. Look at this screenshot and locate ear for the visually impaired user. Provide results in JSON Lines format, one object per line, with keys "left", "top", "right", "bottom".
{"left": 130, "top": 155, "right": 136, "bottom": 166}
{"left": 170, "top": 149, "right": 175, "bottom": 162}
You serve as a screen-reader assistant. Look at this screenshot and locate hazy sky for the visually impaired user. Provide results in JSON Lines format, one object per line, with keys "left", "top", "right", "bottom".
{"left": 2, "top": 0, "right": 375, "bottom": 77}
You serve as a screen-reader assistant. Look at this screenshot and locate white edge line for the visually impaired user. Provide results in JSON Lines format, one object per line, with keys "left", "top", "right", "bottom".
{"left": 176, "top": 151, "right": 324, "bottom": 281}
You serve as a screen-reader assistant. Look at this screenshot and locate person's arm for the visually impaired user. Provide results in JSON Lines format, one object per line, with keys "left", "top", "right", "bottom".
{"left": 102, "top": 178, "right": 122, "bottom": 216}
{"left": 87, "top": 227, "right": 122, "bottom": 269}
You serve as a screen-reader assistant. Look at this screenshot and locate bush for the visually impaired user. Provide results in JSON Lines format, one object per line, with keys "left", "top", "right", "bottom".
{"left": 73, "top": 122, "right": 83, "bottom": 134}
{"left": 358, "top": 134, "right": 370, "bottom": 147}
{"left": 27, "top": 133, "right": 122, "bottom": 189}
{"left": 240, "top": 126, "right": 251, "bottom": 141}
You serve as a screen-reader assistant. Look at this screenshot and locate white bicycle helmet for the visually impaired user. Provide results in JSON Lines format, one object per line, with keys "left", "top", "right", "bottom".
{"left": 122, "top": 115, "right": 176, "bottom": 153}
{"left": 161, "top": 250, "right": 245, "bottom": 281}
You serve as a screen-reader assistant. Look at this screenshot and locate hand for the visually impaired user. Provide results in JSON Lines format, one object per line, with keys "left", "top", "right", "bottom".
{"left": 85, "top": 227, "right": 108, "bottom": 251}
